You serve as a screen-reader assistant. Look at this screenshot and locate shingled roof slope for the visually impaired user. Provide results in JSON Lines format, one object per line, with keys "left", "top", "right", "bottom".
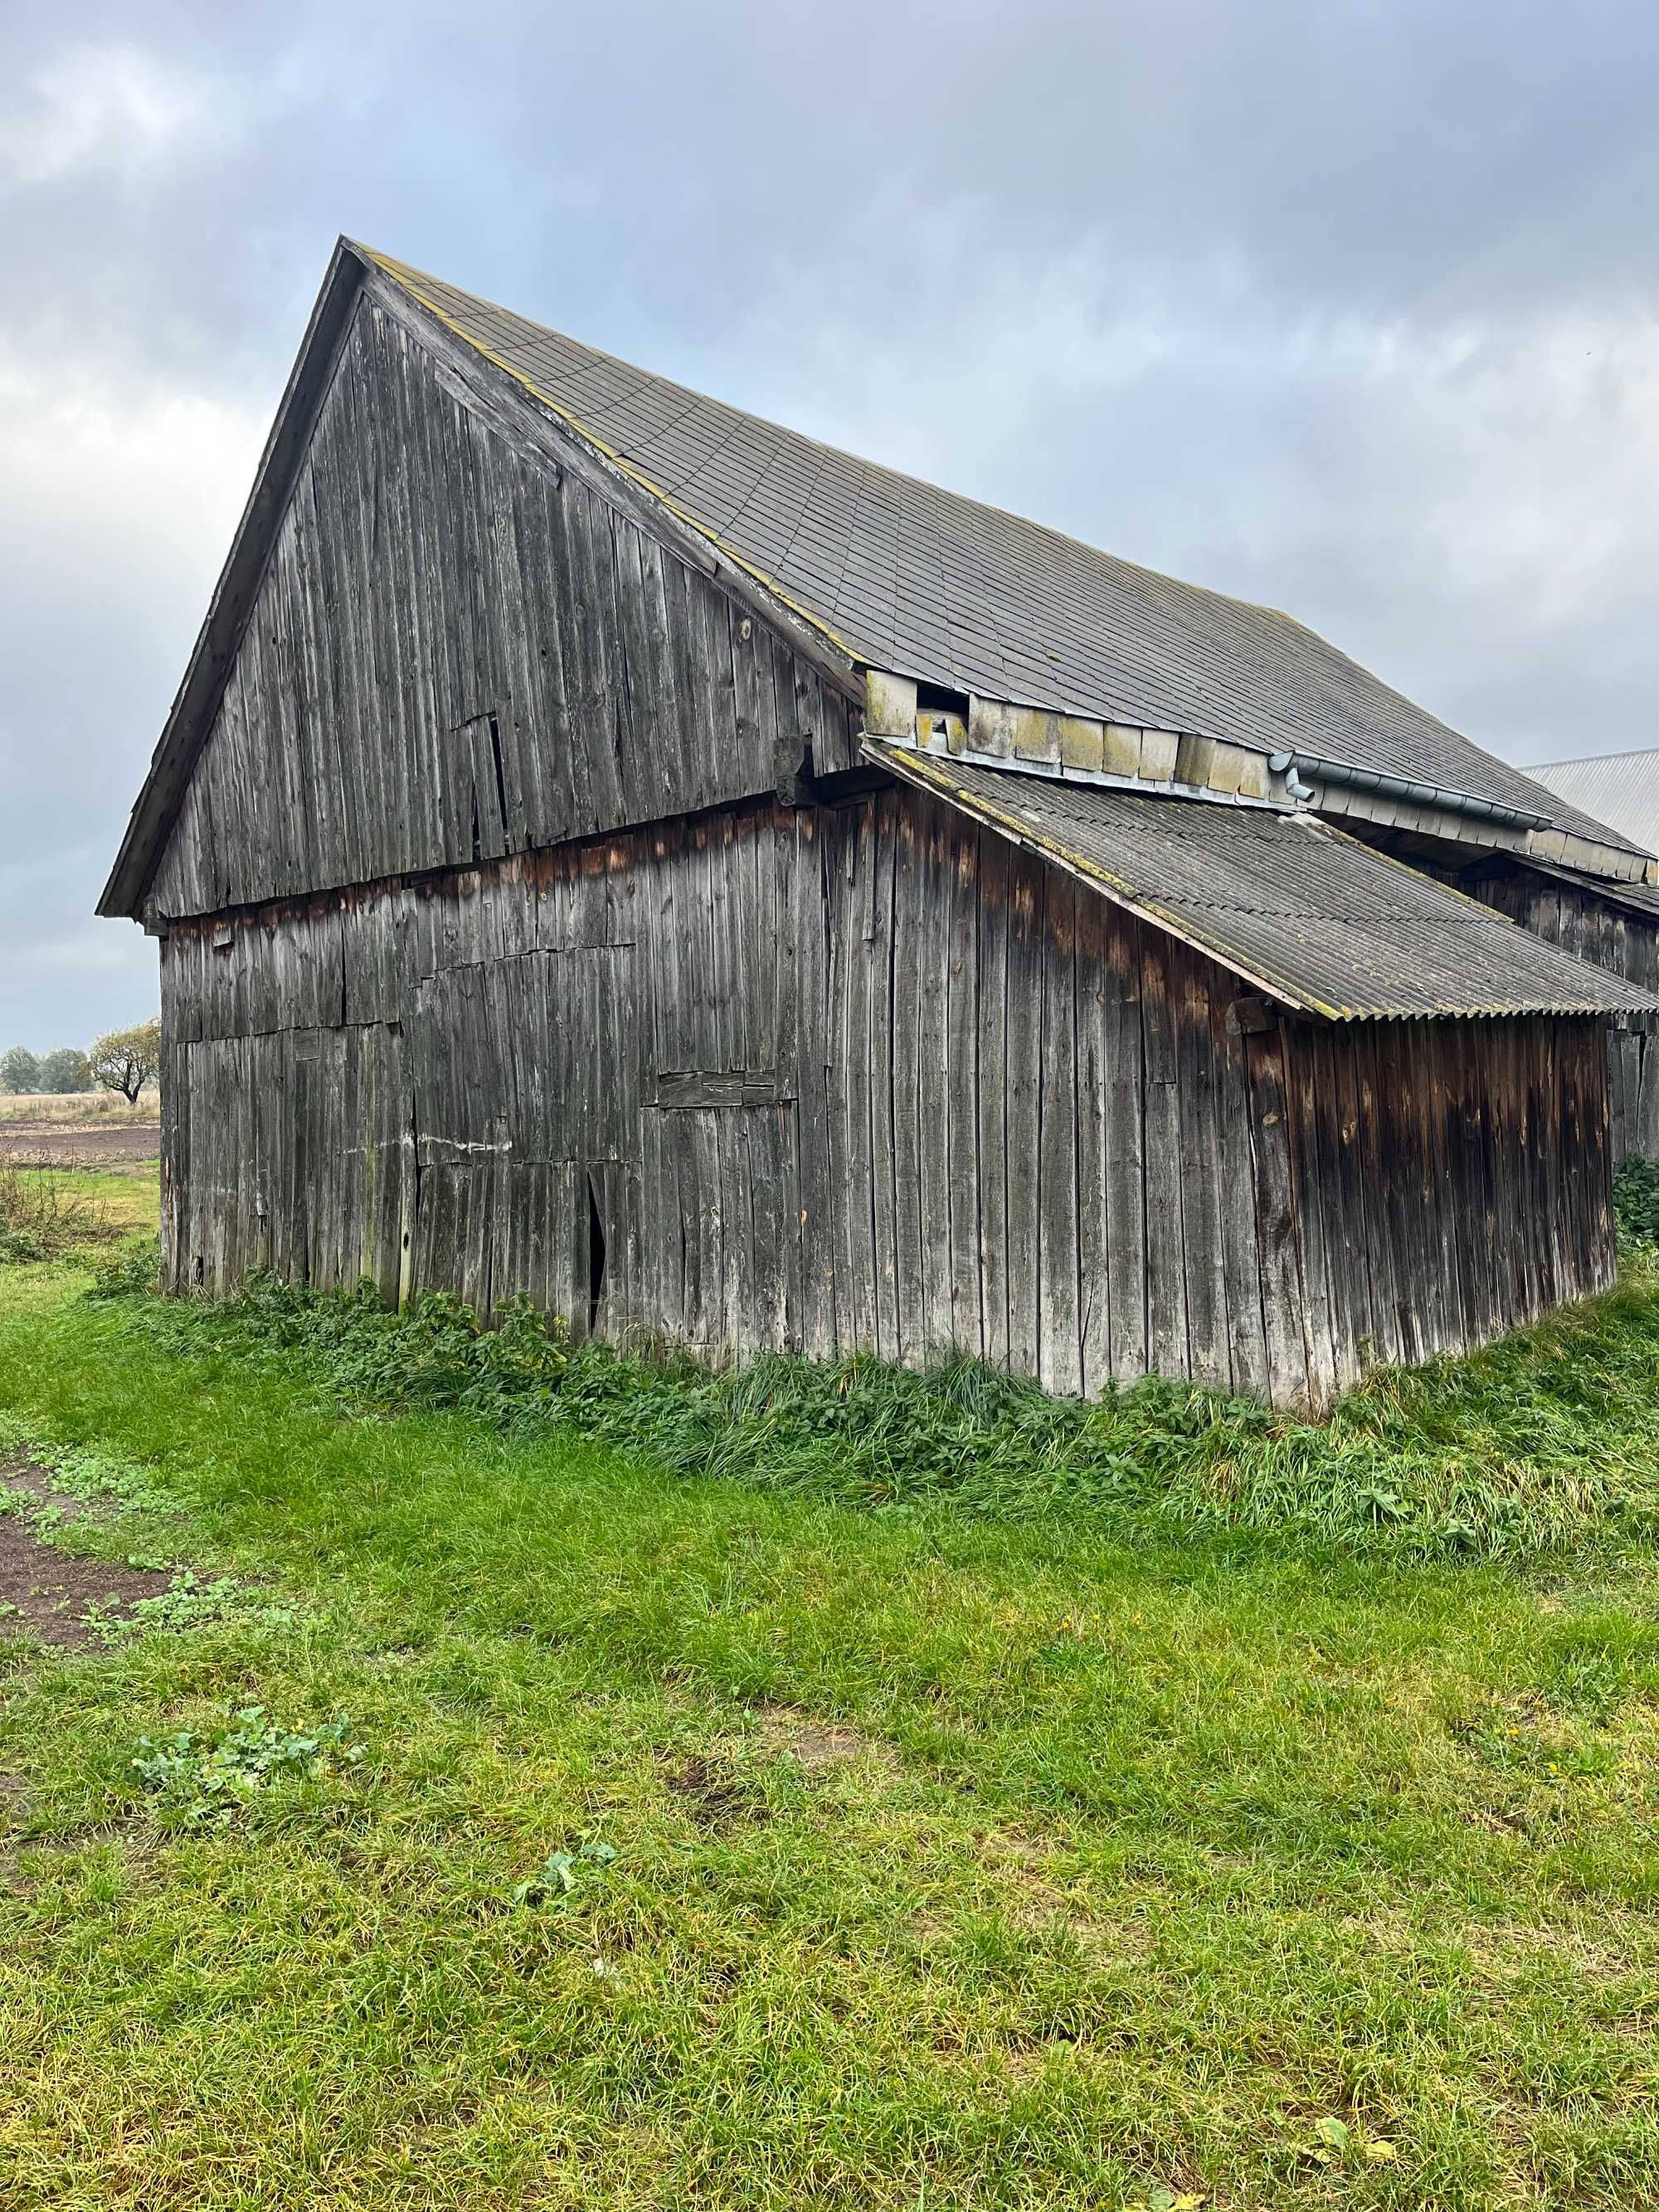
{"left": 367, "top": 246, "right": 1636, "bottom": 856}
{"left": 876, "top": 746, "right": 1659, "bottom": 1023}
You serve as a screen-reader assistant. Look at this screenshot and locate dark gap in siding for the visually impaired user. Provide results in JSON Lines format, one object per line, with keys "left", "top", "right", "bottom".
{"left": 487, "top": 715, "right": 508, "bottom": 849}
{"left": 586, "top": 1170, "right": 607, "bottom": 1334}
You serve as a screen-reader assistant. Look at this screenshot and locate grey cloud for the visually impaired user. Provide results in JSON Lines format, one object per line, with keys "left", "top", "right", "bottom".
{"left": 3, "top": 0, "right": 1658, "bottom": 1046}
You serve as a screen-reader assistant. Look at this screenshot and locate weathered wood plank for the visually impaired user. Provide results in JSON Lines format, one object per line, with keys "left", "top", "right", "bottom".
{"left": 1073, "top": 890, "right": 1112, "bottom": 1396}
{"left": 916, "top": 803, "right": 956, "bottom": 1363}
{"left": 868, "top": 797, "right": 902, "bottom": 1364}
{"left": 1038, "top": 877, "right": 1082, "bottom": 1395}
{"left": 1101, "top": 903, "right": 1147, "bottom": 1383}
{"left": 1139, "top": 931, "right": 1189, "bottom": 1382}
{"left": 945, "top": 818, "right": 984, "bottom": 1363}
{"left": 1002, "top": 853, "right": 1044, "bottom": 1378}
{"left": 890, "top": 804, "right": 928, "bottom": 1361}
{"left": 1174, "top": 947, "right": 1227, "bottom": 1391}
{"left": 975, "top": 832, "right": 1012, "bottom": 1371}
{"left": 1245, "top": 1027, "right": 1310, "bottom": 1410}
{"left": 1211, "top": 990, "right": 1271, "bottom": 1398}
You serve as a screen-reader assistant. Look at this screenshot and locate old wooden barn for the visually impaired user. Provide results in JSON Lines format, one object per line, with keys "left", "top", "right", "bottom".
{"left": 101, "top": 240, "right": 1659, "bottom": 1408}
{"left": 1340, "top": 749, "right": 1659, "bottom": 1164}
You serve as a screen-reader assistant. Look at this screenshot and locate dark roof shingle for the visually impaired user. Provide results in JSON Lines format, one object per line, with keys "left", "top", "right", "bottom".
{"left": 367, "top": 246, "right": 1635, "bottom": 856}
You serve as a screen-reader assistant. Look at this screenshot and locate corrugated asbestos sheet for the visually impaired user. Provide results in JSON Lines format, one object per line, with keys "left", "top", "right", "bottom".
{"left": 877, "top": 746, "right": 1659, "bottom": 1022}
{"left": 365, "top": 246, "right": 1632, "bottom": 855}
{"left": 1525, "top": 752, "right": 1659, "bottom": 862}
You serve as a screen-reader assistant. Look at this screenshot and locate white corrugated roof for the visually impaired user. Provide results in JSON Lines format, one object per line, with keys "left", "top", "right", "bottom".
{"left": 1525, "top": 751, "right": 1659, "bottom": 861}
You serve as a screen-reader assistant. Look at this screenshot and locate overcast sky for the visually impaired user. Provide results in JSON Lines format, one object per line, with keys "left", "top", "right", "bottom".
{"left": 4, "top": 0, "right": 1658, "bottom": 1049}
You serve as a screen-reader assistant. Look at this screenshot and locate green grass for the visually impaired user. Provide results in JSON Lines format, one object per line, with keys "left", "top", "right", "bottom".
{"left": 3, "top": 1218, "right": 1659, "bottom": 2205}
{"left": 124, "top": 1252, "right": 1659, "bottom": 1563}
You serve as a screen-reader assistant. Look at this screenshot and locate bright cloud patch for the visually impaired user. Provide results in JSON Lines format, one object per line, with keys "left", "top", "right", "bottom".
{"left": 0, "top": 351, "right": 262, "bottom": 1044}
{"left": 0, "top": 45, "right": 212, "bottom": 189}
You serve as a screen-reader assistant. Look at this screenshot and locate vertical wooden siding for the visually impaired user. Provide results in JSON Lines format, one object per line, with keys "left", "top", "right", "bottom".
{"left": 159, "top": 786, "right": 1616, "bottom": 1407}
{"left": 1466, "top": 872, "right": 1659, "bottom": 1164}
{"left": 149, "top": 294, "right": 858, "bottom": 924}
{"left": 1282, "top": 1013, "right": 1613, "bottom": 1397}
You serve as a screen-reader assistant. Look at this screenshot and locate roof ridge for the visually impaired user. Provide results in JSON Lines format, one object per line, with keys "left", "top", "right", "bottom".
{"left": 1528, "top": 747, "right": 1659, "bottom": 769}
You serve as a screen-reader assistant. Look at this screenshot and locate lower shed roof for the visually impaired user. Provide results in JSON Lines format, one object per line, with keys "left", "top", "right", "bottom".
{"left": 876, "top": 746, "right": 1659, "bottom": 1024}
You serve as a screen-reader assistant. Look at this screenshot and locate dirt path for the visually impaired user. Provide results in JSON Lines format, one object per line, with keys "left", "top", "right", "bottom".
{"left": 0, "top": 1121, "right": 160, "bottom": 1168}
{"left": 0, "top": 1458, "right": 172, "bottom": 1646}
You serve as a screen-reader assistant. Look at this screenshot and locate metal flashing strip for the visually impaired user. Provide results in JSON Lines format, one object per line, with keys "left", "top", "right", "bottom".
{"left": 879, "top": 728, "right": 1299, "bottom": 815}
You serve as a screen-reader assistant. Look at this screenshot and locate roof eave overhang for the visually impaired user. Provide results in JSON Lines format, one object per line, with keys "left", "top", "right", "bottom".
{"left": 864, "top": 738, "right": 1338, "bottom": 1020}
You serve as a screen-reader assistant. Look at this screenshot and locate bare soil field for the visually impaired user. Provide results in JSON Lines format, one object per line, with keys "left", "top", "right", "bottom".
{"left": 0, "top": 1454, "right": 171, "bottom": 1646}
{"left": 0, "top": 1121, "right": 160, "bottom": 1168}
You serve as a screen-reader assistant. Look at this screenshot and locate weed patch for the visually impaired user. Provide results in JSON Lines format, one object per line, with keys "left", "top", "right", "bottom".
{"left": 1616, "top": 1153, "right": 1659, "bottom": 1247}
{"left": 2, "top": 1427, "right": 178, "bottom": 1515}
{"left": 510, "top": 1835, "right": 618, "bottom": 1907}
{"left": 0, "top": 1157, "right": 111, "bottom": 1263}
{"left": 85, "top": 1234, "right": 160, "bottom": 1299}
{"left": 80, "top": 1570, "right": 299, "bottom": 1646}
{"left": 130, "top": 1707, "right": 362, "bottom": 1826}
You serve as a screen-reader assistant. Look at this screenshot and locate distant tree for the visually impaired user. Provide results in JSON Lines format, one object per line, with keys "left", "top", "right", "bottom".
{"left": 0, "top": 1047, "right": 40, "bottom": 1096}
{"left": 90, "top": 1019, "right": 162, "bottom": 1106}
{"left": 36, "top": 1048, "right": 91, "bottom": 1094}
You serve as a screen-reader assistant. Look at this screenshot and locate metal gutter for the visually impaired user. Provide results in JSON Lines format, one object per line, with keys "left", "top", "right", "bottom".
{"left": 1268, "top": 751, "right": 1550, "bottom": 833}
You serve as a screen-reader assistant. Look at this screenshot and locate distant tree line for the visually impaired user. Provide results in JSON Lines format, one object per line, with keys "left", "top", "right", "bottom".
{"left": 0, "top": 1019, "right": 163, "bottom": 1105}
{"left": 2, "top": 1046, "right": 91, "bottom": 1096}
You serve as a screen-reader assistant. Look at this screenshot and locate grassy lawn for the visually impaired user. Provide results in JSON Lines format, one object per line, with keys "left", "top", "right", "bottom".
{"left": 2, "top": 1189, "right": 1659, "bottom": 2205}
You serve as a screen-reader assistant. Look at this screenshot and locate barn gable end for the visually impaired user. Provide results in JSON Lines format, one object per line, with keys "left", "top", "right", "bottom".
{"left": 141, "top": 283, "right": 861, "bottom": 926}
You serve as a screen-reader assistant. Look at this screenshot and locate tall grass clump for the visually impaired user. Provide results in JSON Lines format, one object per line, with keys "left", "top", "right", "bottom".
{"left": 1615, "top": 1153, "right": 1659, "bottom": 1249}
{"left": 108, "top": 1259, "right": 1659, "bottom": 1563}
{"left": 0, "top": 1156, "right": 108, "bottom": 1263}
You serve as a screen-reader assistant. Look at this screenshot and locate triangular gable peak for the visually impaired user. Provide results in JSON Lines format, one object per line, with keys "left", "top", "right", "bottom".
{"left": 101, "top": 245, "right": 865, "bottom": 924}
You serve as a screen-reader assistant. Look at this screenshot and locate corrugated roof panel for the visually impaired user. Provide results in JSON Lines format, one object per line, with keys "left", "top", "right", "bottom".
{"left": 876, "top": 746, "right": 1659, "bottom": 1022}
{"left": 1525, "top": 753, "right": 1659, "bottom": 860}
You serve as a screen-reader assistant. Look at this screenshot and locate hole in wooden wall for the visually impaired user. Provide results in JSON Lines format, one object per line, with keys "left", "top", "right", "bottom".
{"left": 586, "top": 1171, "right": 606, "bottom": 1335}
{"left": 488, "top": 714, "right": 508, "bottom": 845}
